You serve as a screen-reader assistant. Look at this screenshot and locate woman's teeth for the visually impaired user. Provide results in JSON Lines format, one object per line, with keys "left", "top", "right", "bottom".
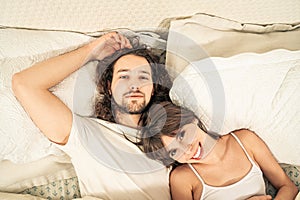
{"left": 192, "top": 146, "right": 201, "bottom": 159}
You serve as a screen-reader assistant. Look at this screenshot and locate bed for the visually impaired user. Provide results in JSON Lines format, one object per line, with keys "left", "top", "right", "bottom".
{"left": 0, "top": 0, "right": 299, "bottom": 199}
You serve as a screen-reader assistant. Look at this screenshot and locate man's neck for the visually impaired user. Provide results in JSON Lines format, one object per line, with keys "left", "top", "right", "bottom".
{"left": 114, "top": 109, "right": 141, "bottom": 128}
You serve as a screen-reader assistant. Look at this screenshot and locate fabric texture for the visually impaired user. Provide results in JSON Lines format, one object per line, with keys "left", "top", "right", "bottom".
{"left": 170, "top": 49, "right": 300, "bottom": 165}
{"left": 1, "top": 0, "right": 299, "bottom": 32}
{"left": 0, "top": 154, "right": 75, "bottom": 193}
{"left": 55, "top": 113, "right": 170, "bottom": 200}
{"left": 21, "top": 177, "right": 80, "bottom": 200}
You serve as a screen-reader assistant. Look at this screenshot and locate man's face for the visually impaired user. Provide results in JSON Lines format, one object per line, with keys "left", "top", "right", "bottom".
{"left": 111, "top": 54, "right": 154, "bottom": 114}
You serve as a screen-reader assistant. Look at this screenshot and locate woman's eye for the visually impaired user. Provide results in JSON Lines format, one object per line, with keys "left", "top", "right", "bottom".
{"left": 178, "top": 131, "right": 185, "bottom": 141}
{"left": 169, "top": 149, "right": 177, "bottom": 157}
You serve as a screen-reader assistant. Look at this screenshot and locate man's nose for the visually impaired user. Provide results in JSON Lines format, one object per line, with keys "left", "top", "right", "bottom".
{"left": 130, "top": 84, "right": 139, "bottom": 91}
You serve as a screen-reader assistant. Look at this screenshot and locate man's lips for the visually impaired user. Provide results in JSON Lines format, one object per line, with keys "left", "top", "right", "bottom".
{"left": 124, "top": 92, "right": 144, "bottom": 98}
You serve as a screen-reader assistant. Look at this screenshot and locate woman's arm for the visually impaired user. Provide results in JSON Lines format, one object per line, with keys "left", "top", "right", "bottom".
{"left": 12, "top": 32, "right": 131, "bottom": 144}
{"left": 238, "top": 130, "right": 298, "bottom": 200}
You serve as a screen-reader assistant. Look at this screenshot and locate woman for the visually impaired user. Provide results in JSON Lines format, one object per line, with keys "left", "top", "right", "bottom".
{"left": 141, "top": 101, "right": 298, "bottom": 200}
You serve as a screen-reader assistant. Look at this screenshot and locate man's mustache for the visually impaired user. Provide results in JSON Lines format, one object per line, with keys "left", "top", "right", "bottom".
{"left": 123, "top": 91, "right": 145, "bottom": 97}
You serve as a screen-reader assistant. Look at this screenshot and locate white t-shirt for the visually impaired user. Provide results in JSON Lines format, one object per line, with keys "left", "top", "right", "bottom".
{"left": 57, "top": 113, "right": 170, "bottom": 200}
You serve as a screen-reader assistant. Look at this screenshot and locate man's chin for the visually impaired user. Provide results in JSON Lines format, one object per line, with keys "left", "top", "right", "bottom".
{"left": 122, "top": 104, "right": 146, "bottom": 115}
{"left": 124, "top": 105, "right": 145, "bottom": 114}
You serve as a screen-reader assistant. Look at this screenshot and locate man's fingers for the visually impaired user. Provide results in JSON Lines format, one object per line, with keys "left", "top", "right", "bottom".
{"left": 110, "top": 32, "right": 132, "bottom": 49}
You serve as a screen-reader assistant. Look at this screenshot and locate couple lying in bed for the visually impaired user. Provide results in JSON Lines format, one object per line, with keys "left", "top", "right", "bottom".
{"left": 12, "top": 32, "right": 298, "bottom": 199}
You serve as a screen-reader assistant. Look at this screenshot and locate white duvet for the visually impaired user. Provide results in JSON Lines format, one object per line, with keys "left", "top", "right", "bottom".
{"left": 170, "top": 49, "right": 300, "bottom": 165}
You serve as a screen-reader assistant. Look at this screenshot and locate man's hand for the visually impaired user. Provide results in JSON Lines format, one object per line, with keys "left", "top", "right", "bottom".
{"left": 86, "top": 32, "right": 132, "bottom": 62}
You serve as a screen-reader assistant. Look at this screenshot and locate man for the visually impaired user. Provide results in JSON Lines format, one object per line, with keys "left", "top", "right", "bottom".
{"left": 94, "top": 41, "right": 172, "bottom": 127}
{"left": 12, "top": 32, "right": 172, "bottom": 199}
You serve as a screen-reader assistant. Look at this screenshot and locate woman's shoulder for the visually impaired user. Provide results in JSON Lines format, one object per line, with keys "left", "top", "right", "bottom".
{"left": 230, "top": 129, "right": 266, "bottom": 154}
{"left": 170, "top": 164, "right": 203, "bottom": 199}
{"left": 170, "top": 164, "right": 195, "bottom": 182}
{"left": 231, "top": 129, "right": 261, "bottom": 143}
{"left": 170, "top": 164, "right": 196, "bottom": 182}
{"left": 170, "top": 164, "right": 202, "bottom": 192}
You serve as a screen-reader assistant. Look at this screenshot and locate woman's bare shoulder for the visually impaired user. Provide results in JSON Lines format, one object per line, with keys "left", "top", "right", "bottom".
{"left": 170, "top": 164, "right": 195, "bottom": 184}
{"left": 231, "top": 129, "right": 267, "bottom": 153}
{"left": 170, "top": 164, "right": 203, "bottom": 196}
{"left": 232, "top": 129, "right": 261, "bottom": 142}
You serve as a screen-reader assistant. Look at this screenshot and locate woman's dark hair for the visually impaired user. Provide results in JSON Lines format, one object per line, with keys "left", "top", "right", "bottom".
{"left": 94, "top": 35, "right": 172, "bottom": 123}
{"left": 140, "top": 101, "right": 207, "bottom": 168}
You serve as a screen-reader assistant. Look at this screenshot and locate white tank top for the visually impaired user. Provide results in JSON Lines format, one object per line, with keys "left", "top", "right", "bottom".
{"left": 188, "top": 133, "right": 266, "bottom": 200}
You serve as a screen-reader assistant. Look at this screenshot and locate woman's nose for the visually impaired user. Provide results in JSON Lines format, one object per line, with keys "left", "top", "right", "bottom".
{"left": 184, "top": 144, "right": 193, "bottom": 155}
{"left": 178, "top": 143, "right": 193, "bottom": 155}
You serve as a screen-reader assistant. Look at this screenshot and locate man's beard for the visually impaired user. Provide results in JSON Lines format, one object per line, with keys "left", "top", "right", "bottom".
{"left": 122, "top": 99, "right": 146, "bottom": 114}
{"left": 112, "top": 96, "right": 146, "bottom": 115}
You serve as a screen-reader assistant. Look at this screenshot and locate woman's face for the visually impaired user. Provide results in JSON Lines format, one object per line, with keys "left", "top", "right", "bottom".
{"left": 161, "top": 119, "right": 207, "bottom": 163}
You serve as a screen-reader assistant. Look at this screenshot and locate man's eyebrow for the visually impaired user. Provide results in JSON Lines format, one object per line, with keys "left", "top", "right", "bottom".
{"left": 116, "top": 69, "right": 151, "bottom": 75}
{"left": 116, "top": 69, "right": 129, "bottom": 73}
{"left": 140, "top": 70, "right": 151, "bottom": 75}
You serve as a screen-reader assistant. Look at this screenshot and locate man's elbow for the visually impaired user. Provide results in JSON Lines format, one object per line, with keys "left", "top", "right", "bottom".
{"left": 12, "top": 72, "right": 23, "bottom": 96}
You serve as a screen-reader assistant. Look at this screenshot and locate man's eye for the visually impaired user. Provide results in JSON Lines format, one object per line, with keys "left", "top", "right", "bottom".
{"left": 120, "top": 75, "right": 128, "bottom": 79}
{"left": 139, "top": 76, "right": 149, "bottom": 80}
{"left": 169, "top": 149, "right": 177, "bottom": 157}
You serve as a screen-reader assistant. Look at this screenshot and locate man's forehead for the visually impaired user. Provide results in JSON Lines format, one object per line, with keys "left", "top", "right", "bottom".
{"left": 115, "top": 54, "right": 150, "bottom": 66}
{"left": 114, "top": 55, "right": 152, "bottom": 73}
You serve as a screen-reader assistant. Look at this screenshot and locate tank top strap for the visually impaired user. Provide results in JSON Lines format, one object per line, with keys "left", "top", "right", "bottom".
{"left": 231, "top": 132, "right": 256, "bottom": 166}
{"left": 188, "top": 163, "right": 205, "bottom": 185}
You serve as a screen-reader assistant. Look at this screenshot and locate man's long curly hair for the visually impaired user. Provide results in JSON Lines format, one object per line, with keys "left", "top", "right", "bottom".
{"left": 94, "top": 36, "right": 172, "bottom": 124}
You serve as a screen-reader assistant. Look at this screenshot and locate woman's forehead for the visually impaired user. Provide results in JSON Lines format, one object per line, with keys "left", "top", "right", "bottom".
{"left": 161, "top": 135, "right": 175, "bottom": 150}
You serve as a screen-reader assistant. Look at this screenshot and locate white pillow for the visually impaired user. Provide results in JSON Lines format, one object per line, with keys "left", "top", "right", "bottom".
{"left": 170, "top": 49, "right": 300, "bottom": 165}
{"left": 165, "top": 13, "right": 300, "bottom": 79}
